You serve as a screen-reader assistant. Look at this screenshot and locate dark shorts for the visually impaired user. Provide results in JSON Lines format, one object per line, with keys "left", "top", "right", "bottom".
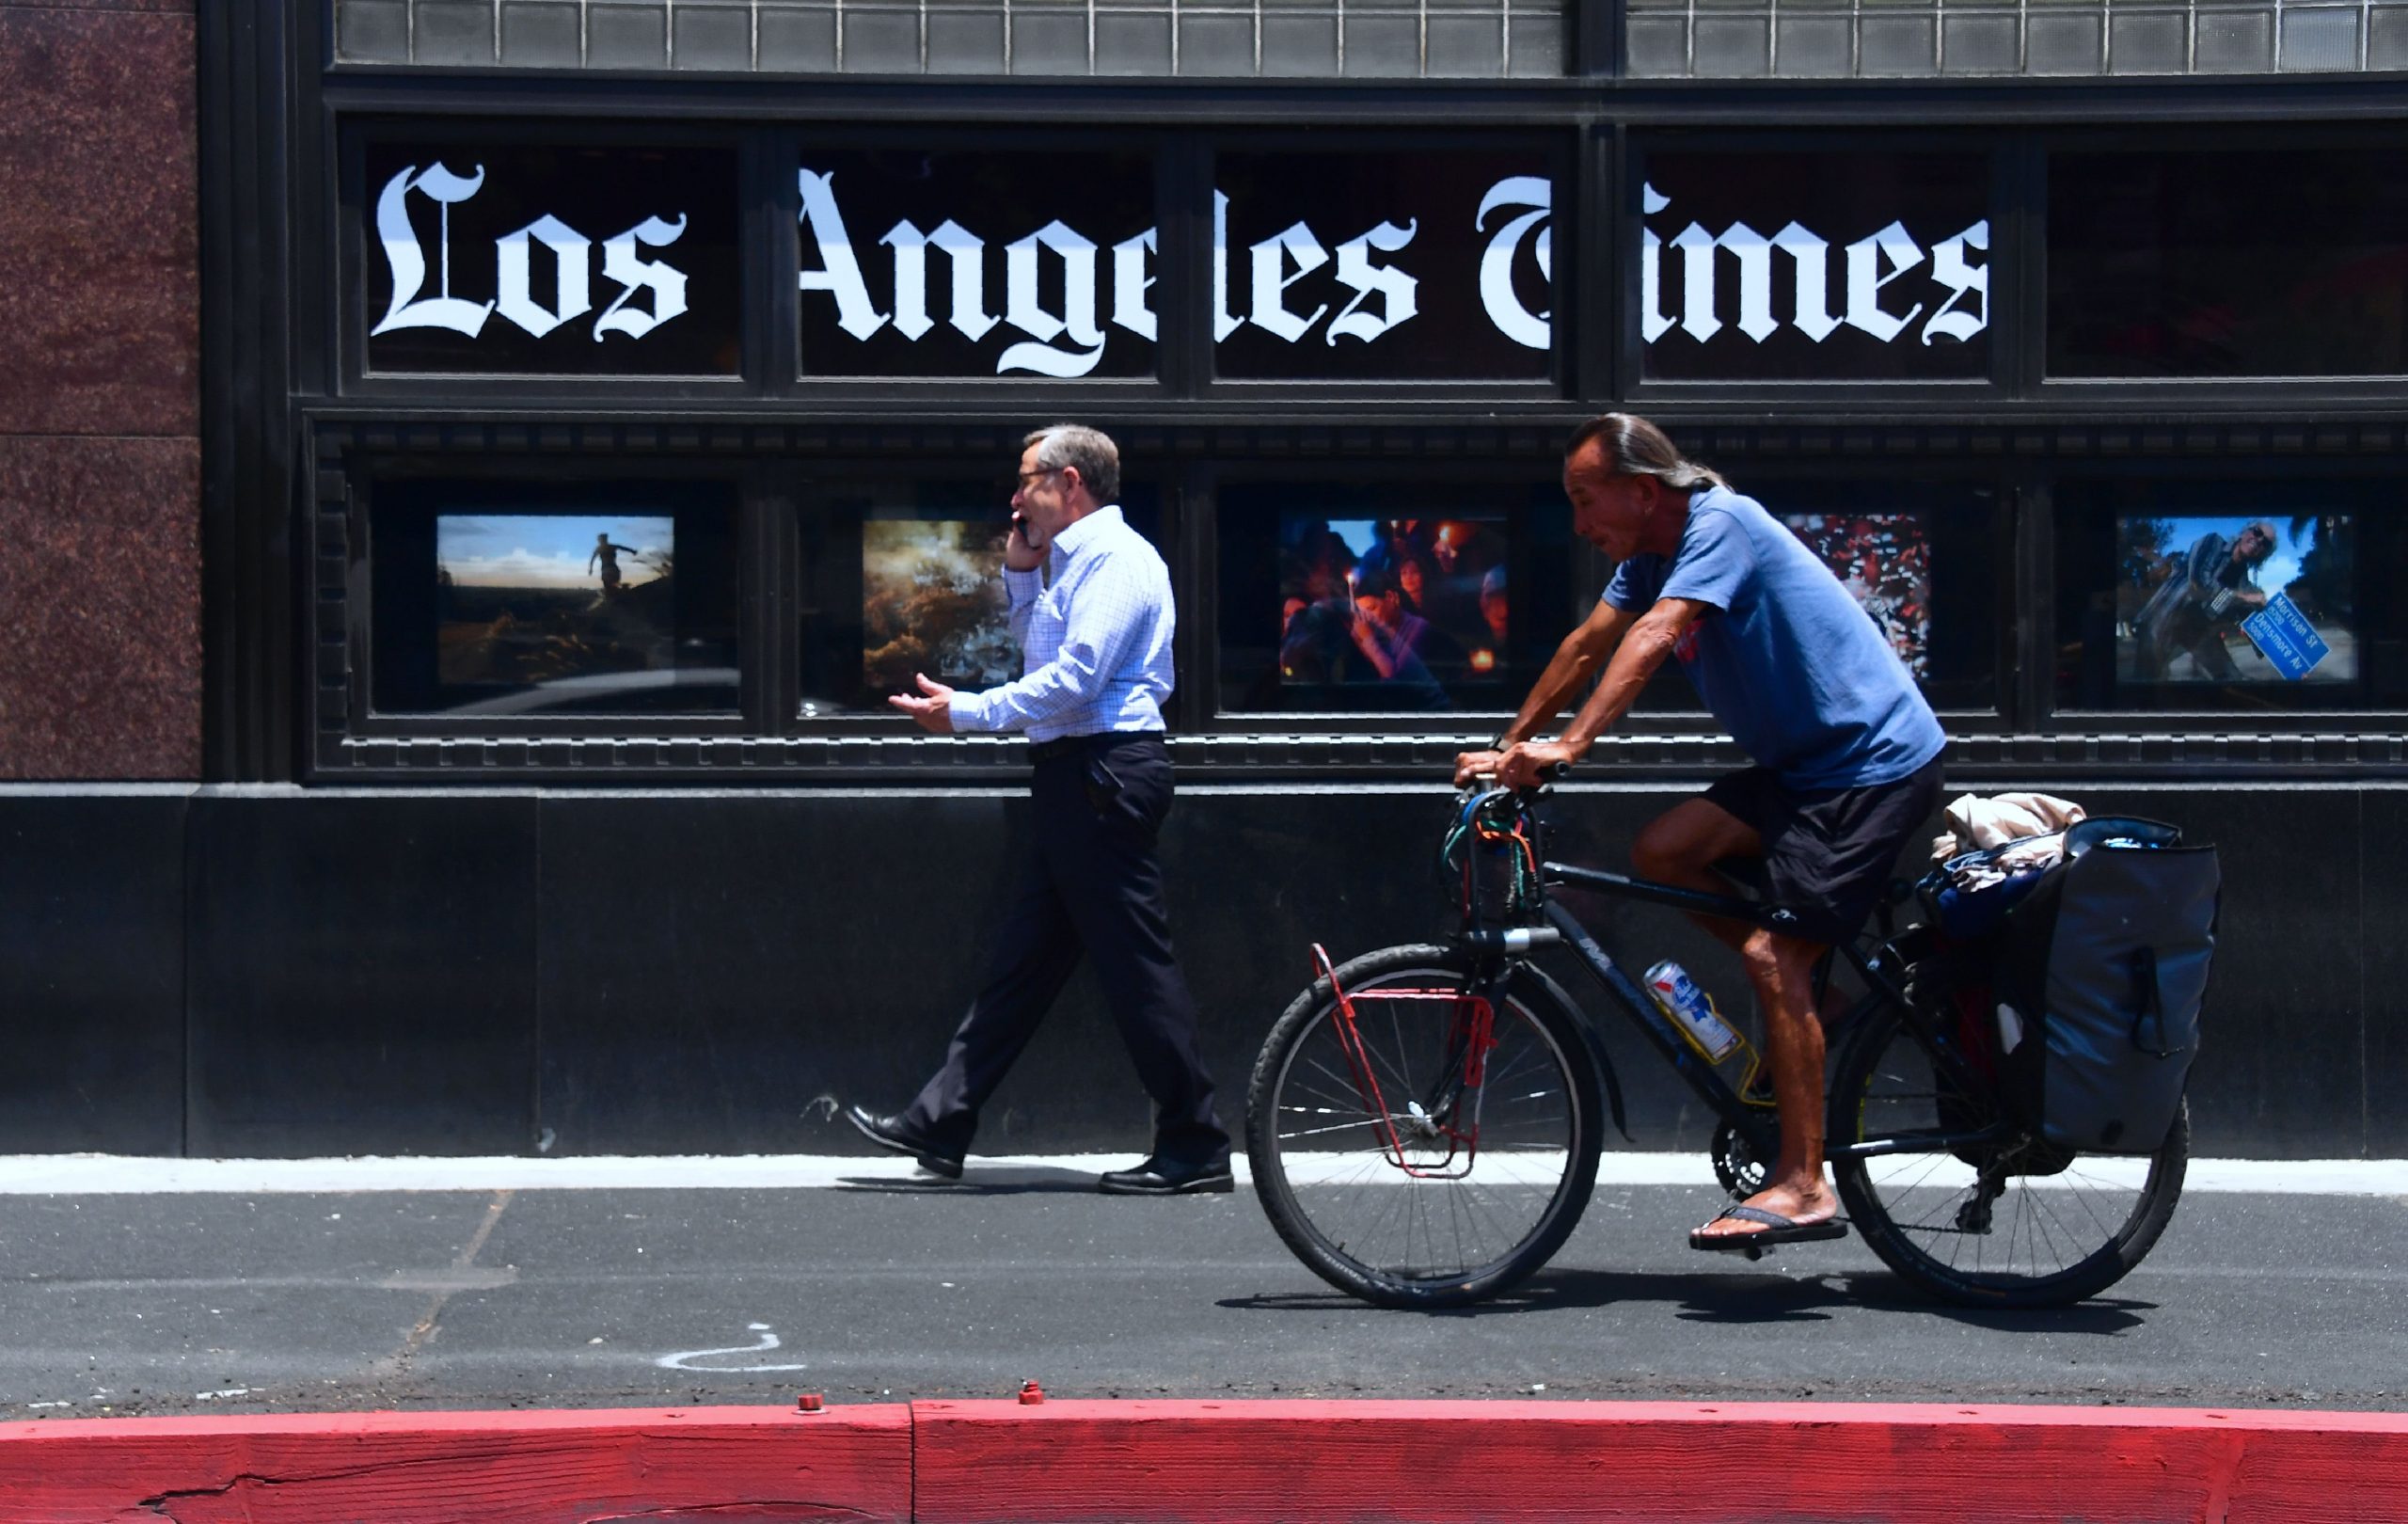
{"left": 1703, "top": 754, "right": 1946, "bottom": 946}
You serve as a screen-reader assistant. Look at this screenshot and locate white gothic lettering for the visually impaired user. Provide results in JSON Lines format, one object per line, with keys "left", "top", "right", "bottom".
{"left": 798, "top": 168, "right": 1154, "bottom": 378}
{"left": 1476, "top": 177, "right": 1551, "bottom": 351}
{"left": 371, "top": 162, "right": 692, "bottom": 343}
{"left": 1212, "top": 177, "right": 1552, "bottom": 352}
{"left": 1641, "top": 183, "right": 1988, "bottom": 349}
{"left": 792, "top": 170, "right": 1555, "bottom": 370}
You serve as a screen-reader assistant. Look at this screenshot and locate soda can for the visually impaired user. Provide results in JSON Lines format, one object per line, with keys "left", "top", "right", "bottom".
{"left": 1644, "top": 960, "right": 1742, "bottom": 1062}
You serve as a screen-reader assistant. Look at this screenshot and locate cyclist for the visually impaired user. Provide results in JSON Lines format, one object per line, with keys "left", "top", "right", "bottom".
{"left": 1457, "top": 414, "right": 1945, "bottom": 1251}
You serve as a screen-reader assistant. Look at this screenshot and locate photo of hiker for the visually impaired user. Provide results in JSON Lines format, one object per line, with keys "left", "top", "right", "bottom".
{"left": 2116, "top": 514, "right": 2356, "bottom": 683}
{"left": 436, "top": 515, "right": 676, "bottom": 690}
{"left": 861, "top": 518, "right": 1019, "bottom": 696}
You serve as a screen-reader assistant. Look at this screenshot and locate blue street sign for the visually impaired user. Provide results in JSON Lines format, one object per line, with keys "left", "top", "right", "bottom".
{"left": 2241, "top": 592, "right": 2330, "bottom": 680}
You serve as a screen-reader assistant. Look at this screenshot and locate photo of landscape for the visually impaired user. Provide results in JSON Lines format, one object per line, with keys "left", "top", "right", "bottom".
{"left": 436, "top": 514, "right": 677, "bottom": 691}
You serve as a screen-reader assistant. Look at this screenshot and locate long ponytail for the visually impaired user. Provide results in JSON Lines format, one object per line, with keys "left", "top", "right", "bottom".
{"left": 1564, "top": 414, "right": 1729, "bottom": 493}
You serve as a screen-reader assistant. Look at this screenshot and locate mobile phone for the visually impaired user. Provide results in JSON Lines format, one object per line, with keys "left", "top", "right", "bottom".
{"left": 1014, "top": 510, "right": 1043, "bottom": 551}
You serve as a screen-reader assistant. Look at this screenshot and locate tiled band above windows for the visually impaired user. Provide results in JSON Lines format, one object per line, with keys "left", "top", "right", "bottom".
{"left": 334, "top": 0, "right": 1568, "bottom": 77}
{"left": 1625, "top": 0, "right": 2408, "bottom": 78}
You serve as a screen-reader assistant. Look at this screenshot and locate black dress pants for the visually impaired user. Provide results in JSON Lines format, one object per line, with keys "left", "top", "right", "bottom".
{"left": 900, "top": 732, "right": 1229, "bottom": 1166}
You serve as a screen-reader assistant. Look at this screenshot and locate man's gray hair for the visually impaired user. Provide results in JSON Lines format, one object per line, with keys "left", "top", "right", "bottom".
{"left": 1025, "top": 423, "right": 1120, "bottom": 505}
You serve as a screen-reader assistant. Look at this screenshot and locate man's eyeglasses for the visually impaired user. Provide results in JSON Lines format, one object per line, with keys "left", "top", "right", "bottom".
{"left": 1015, "top": 467, "right": 1066, "bottom": 490}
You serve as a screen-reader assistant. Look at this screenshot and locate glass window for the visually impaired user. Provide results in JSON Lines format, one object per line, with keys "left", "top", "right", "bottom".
{"left": 1636, "top": 147, "right": 1992, "bottom": 383}
{"left": 797, "top": 479, "right": 1164, "bottom": 718}
{"left": 796, "top": 149, "right": 1157, "bottom": 381}
{"left": 362, "top": 143, "right": 742, "bottom": 376}
{"left": 2053, "top": 480, "right": 2401, "bottom": 712}
{"left": 370, "top": 480, "right": 741, "bottom": 717}
{"left": 2049, "top": 147, "right": 2408, "bottom": 378}
{"left": 1215, "top": 482, "right": 1575, "bottom": 714}
{"left": 1213, "top": 149, "right": 1557, "bottom": 382}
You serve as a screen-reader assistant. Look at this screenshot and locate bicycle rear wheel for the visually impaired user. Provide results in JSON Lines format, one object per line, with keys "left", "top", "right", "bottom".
{"left": 1830, "top": 1001, "right": 2187, "bottom": 1308}
{"left": 1245, "top": 944, "right": 1602, "bottom": 1310}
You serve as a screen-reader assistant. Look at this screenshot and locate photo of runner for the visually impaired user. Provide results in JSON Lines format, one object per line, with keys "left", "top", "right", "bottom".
{"left": 435, "top": 515, "right": 675, "bottom": 689}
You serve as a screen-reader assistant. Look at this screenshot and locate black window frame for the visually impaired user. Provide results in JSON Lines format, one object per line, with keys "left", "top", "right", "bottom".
{"left": 1199, "top": 127, "right": 1580, "bottom": 402}
{"left": 1623, "top": 127, "right": 2019, "bottom": 408}
{"left": 777, "top": 124, "right": 1186, "bottom": 400}
{"left": 2034, "top": 121, "right": 2408, "bottom": 405}
{"left": 2039, "top": 456, "right": 2408, "bottom": 730}
{"left": 336, "top": 118, "right": 769, "bottom": 403}
{"left": 201, "top": 0, "right": 2408, "bottom": 786}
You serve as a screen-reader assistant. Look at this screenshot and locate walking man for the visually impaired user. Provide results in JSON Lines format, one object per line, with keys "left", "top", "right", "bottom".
{"left": 1461, "top": 414, "right": 1945, "bottom": 1250}
{"left": 847, "top": 423, "right": 1233, "bottom": 1195}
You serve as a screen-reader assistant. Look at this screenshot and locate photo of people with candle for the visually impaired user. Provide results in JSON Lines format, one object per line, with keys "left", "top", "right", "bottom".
{"left": 1273, "top": 513, "right": 1512, "bottom": 708}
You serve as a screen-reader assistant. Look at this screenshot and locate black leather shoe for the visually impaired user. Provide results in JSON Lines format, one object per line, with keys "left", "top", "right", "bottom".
{"left": 1097, "top": 1155, "right": 1235, "bottom": 1195}
{"left": 844, "top": 1105, "right": 964, "bottom": 1180}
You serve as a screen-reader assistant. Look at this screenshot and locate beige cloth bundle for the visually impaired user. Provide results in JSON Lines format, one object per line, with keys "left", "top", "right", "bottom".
{"left": 1929, "top": 791, "right": 2087, "bottom": 864}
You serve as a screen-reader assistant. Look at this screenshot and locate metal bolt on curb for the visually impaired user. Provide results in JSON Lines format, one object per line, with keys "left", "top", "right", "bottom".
{"left": 796, "top": 1392, "right": 825, "bottom": 1413}
{"left": 1019, "top": 1380, "right": 1045, "bottom": 1405}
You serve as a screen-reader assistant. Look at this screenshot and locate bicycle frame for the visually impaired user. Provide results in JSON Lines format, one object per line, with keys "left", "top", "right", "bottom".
{"left": 1445, "top": 786, "right": 2008, "bottom": 1172}
{"left": 1309, "top": 942, "right": 1498, "bottom": 1180}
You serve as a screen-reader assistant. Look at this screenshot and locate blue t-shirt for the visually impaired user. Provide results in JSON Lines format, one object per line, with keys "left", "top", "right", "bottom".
{"left": 1605, "top": 486, "right": 1945, "bottom": 792}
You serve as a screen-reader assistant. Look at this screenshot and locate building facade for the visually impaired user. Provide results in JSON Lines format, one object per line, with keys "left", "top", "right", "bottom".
{"left": 0, "top": 0, "right": 2402, "bottom": 1157}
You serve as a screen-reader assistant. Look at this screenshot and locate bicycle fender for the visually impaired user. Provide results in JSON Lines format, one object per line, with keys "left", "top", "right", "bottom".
{"left": 1515, "top": 957, "right": 1632, "bottom": 1145}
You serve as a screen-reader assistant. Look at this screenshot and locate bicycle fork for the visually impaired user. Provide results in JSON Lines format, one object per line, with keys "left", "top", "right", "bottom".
{"left": 1310, "top": 943, "right": 1497, "bottom": 1180}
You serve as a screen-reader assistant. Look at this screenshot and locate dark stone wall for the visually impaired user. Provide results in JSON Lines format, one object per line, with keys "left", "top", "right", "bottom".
{"left": 0, "top": 2, "right": 201, "bottom": 780}
{"left": 0, "top": 782, "right": 2395, "bottom": 1160}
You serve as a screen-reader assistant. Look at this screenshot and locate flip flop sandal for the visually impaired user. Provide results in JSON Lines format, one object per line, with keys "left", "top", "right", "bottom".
{"left": 1688, "top": 1203, "right": 1850, "bottom": 1260}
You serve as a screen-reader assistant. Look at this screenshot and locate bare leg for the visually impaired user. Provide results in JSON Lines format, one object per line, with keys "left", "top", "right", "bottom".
{"left": 1692, "top": 928, "right": 1840, "bottom": 1238}
{"left": 1630, "top": 798, "right": 1763, "bottom": 955}
{"left": 1632, "top": 799, "right": 1842, "bottom": 1237}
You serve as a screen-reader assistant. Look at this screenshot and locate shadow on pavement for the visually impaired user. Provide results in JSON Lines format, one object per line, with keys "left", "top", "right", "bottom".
{"left": 1219, "top": 1269, "right": 2155, "bottom": 1332}
{"left": 834, "top": 1166, "right": 1102, "bottom": 1196}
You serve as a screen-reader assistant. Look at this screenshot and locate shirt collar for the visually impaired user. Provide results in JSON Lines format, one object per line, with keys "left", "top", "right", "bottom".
{"left": 1050, "top": 503, "right": 1122, "bottom": 561}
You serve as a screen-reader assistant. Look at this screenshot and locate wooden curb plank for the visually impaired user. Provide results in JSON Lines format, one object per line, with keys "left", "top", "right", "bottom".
{"left": 912, "top": 1400, "right": 2408, "bottom": 1524}
{"left": 4, "top": 1399, "right": 2406, "bottom": 1523}
{"left": 0, "top": 1405, "right": 912, "bottom": 1524}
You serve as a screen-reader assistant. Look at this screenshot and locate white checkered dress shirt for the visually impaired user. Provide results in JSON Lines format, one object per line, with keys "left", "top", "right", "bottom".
{"left": 948, "top": 505, "right": 1174, "bottom": 741}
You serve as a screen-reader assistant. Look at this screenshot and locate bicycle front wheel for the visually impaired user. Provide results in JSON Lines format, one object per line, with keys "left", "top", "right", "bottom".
{"left": 1245, "top": 944, "right": 1603, "bottom": 1310}
{"left": 1830, "top": 1002, "right": 2187, "bottom": 1308}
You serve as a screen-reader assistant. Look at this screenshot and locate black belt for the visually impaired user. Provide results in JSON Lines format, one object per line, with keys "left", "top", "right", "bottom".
{"left": 1029, "top": 731, "right": 1159, "bottom": 762}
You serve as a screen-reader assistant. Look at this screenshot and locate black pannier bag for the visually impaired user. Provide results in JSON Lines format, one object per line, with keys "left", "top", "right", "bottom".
{"left": 1992, "top": 818, "right": 2220, "bottom": 1154}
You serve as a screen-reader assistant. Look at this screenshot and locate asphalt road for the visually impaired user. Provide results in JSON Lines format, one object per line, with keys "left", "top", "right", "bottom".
{"left": 3, "top": 1167, "right": 2402, "bottom": 1421}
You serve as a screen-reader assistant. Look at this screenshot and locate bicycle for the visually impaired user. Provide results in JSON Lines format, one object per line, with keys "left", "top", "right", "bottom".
{"left": 1244, "top": 776, "right": 2188, "bottom": 1310}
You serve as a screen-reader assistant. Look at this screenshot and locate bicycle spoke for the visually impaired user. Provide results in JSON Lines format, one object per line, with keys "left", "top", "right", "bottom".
{"left": 1835, "top": 1001, "right": 2182, "bottom": 1303}
{"left": 1259, "top": 962, "right": 1588, "bottom": 1298}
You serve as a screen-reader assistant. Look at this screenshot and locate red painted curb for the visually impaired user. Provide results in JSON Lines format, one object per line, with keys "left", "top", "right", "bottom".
{"left": 0, "top": 1404, "right": 911, "bottom": 1524}
{"left": 918, "top": 1400, "right": 2408, "bottom": 1524}
{"left": 3, "top": 1399, "right": 2404, "bottom": 1523}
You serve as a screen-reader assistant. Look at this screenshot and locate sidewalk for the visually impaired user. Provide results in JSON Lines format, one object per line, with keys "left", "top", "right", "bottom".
{"left": 0, "top": 1155, "right": 2401, "bottom": 1420}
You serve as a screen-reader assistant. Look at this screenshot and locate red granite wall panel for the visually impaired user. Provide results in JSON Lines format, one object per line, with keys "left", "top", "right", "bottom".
{"left": 0, "top": 3, "right": 202, "bottom": 780}
{"left": 0, "top": 436, "right": 202, "bottom": 778}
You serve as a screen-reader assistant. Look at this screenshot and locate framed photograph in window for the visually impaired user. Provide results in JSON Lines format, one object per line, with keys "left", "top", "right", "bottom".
{"left": 2054, "top": 480, "right": 2398, "bottom": 714}
{"left": 796, "top": 479, "right": 1164, "bottom": 720}
{"left": 1216, "top": 482, "right": 1575, "bottom": 716}
{"left": 371, "top": 480, "right": 740, "bottom": 718}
